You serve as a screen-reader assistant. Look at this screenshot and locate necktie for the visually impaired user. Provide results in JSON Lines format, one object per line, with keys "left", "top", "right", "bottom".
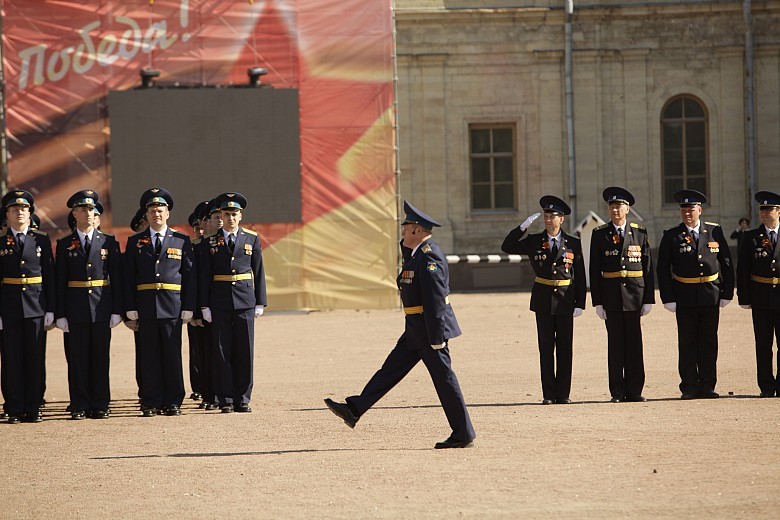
{"left": 16, "top": 232, "right": 24, "bottom": 249}
{"left": 84, "top": 235, "right": 91, "bottom": 255}
{"left": 154, "top": 233, "right": 162, "bottom": 255}
{"left": 771, "top": 230, "right": 777, "bottom": 247}
{"left": 618, "top": 228, "right": 624, "bottom": 240}
{"left": 691, "top": 230, "right": 698, "bottom": 246}
{"left": 550, "top": 237, "right": 558, "bottom": 256}
{"left": 228, "top": 233, "right": 235, "bottom": 252}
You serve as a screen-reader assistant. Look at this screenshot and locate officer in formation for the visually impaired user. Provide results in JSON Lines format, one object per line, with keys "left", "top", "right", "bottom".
{"left": 0, "top": 191, "right": 55, "bottom": 424}
{"left": 199, "top": 193, "right": 266, "bottom": 413}
{"left": 186, "top": 203, "right": 208, "bottom": 402}
{"left": 657, "top": 189, "right": 734, "bottom": 399}
{"left": 501, "top": 196, "right": 586, "bottom": 405}
{"left": 55, "top": 191, "right": 123, "bottom": 419}
{"left": 124, "top": 188, "right": 196, "bottom": 417}
{"left": 324, "top": 201, "right": 476, "bottom": 449}
{"left": 589, "top": 187, "right": 655, "bottom": 403}
{"left": 737, "top": 191, "right": 780, "bottom": 397}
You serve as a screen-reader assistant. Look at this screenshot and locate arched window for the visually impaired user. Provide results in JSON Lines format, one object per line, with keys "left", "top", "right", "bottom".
{"left": 661, "top": 96, "right": 708, "bottom": 204}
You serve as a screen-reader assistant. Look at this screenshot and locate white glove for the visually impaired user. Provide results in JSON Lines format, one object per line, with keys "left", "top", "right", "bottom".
{"left": 110, "top": 314, "right": 122, "bottom": 328}
{"left": 201, "top": 307, "right": 212, "bottom": 323}
{"left": 740, "top": 304, "right": 751, "bottom": 309}
{"left": 719, "top": 299, "right": 731, "bottom": 308}
{"left": 664, "top": 302, "right": 677, "bottom": 313}
{"left": 56, "top": 317, "right": 69, "bottom": 333}
{"left": 0, "top": 317, "right": 3, "bottom": 330}
{"left": 640, "top": 304, "right": 652, "bottom": 316}
{"left": 44, "top": 312, "right": 54, "bottom": 328}
{"left": 594, "top": 305, "right": 606, "bottom": 320}
{"left": 126, "top": 310, "right": 139, "bottom": 321}
{"left": 520, "top": 212, "right": 542, "bottom": 231}
{"left": 431, "top": 344, "right": 444, "bottom": 350}
{"left": 124, "top": 320, "right": 139, "bottom": 332}
{"left": 573, "top": 308, "right": 583, "bottom": 318}
{"left": 254, "top": 306, "right": 264, "bottom": 318}
{"left": 181, "top": 310, "right": 193, "bottom": 323}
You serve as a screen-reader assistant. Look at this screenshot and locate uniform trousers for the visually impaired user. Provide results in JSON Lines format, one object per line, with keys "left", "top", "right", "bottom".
{"left": 535, "top": 313, "right": 573, "bottom": 402}
{"left": 604, "top": 309, "right": 645, "bottom": 398}
{"left": 212, "top": 308, "right": 254, "bottom": 406}
{"left": 346, "top": 335, "right": 475, "bottom": 443}
{"left": 675, "top": 305, "right": 720, "bottom": 394}
{"left": 186, "top": 323, "right": 205, "bottom": 396}
{"left": 40, "top": 331, "right": 47, "bottom": 404}
{"left": 67, "top": 322, "right": 111, "bottom": 412}
{"left": 750, "top": 308, "right": 780, "bottom": 394}
{"left": 137, "top": 318, "right": 185, "bottom": 408}
{"left": 199, "top": 322, "right": 217, "bottom": 404}
{"left": 3, "top": 317, "right": 44, "bottom": 416}
{"left": 133, "top": 330, "right": 143, "bottom": 400}
{"left": 0, "top": 333, "right": 7, "bottom": 411}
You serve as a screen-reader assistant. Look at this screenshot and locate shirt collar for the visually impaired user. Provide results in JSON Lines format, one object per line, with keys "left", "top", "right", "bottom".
{"left": 222, "top": 228, "right": 238, "bottom": 240}
{"left": 613, "top": 223, "right": 625, "bottom": 234}
{"left": 151, "top": 225, "right": 168, "bottom": 238}
{"left": 76, "top": 228, "right": 94, "bottom": 243}
{"left": 687, "top": 223, "right": 700, "bottom": 235}
{"left": 10, "top": 226, "right": 29, "bottom": 236}
{"left": 547, "top": 231, "right": 562, "bottom": 243}
{"left": 766, "top": 224, "right": 780, "bottom": 235}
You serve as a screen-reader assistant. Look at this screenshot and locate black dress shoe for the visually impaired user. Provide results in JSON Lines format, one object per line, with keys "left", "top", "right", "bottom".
{"left": 92, "top": 410, "right": 110, "bottom": 419}
{"left": 70, "top": 411, "right": 86, "bottom": 420}
{"left": 235, "top": 404, "right": 252, "bottom": 413}
{"left": 205, "top": 402, "right": 220, "bottom": 411}
{"left": 680, "top": 393, "right": 697, "bottom": 400}
{"left": 541, "top": 399, "right": 554, "bottom": 405}
{"left": 221, "top": 405, "right": 234, "bottom": 413}
{"left": 556, "top": 399, "right": 572, "bottom": 404}
{"left": 625, "top": 395, "right": 647, "bottom": 402}
{"left": 7, "top": 416, "right": 20, "bottom": 424}
{"left": 198, "top": 402, "right": 208, "bottom": 409}
{"left": 610, "top": 397, "right": 623, "bottom": 403}
{"left": 189, "top": 393, "right": 202, "bottom": 401}
{"left": 324, "top": 398, "right": 359, "bottom": 428}
{"left": 141, "top": 408, "right": 157, "bottom": 417}
{"left": 434, "top": 437, "right": 475, "bottom": 449}
{"left": 22, "top": 413, "right": 42, "bottom": 423}
{"left": 759, "top": 391, "right": 775, "bottom": 398}
{"left": 164, "top": 406, "right": 181, "bottom": 416}
{"left": 1, "top": 411, "right": 9, "bottom": 419}
{"left": 700, "top": 390, "right": 719, "bottom": 399}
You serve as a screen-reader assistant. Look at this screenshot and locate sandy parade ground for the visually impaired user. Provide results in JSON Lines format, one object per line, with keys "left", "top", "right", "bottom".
{"left": 1, "top": 290, "right": 779, "bottom": 519}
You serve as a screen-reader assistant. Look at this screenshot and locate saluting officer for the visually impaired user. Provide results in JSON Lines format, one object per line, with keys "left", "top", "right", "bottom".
{"left": 199, "top": 193, "right": 266, "bottom": 413}
{"left": 55, "top": 190, "right": 122, "bottom": 420}
{"left": 737, "top": 191, "right": 780, "bottom": 397}
{"left": 590, "top": 187, "right": 655, "bottom": 402}
{"left": 0, "top": 190, "right": 55, "bottom": 423}
{"left": 657, "top": 189, "right": 734, "bottom": 399}
{"left": 501, "top": 196, "right": 586, "bottom": 405}
{"left": 124, "top": 188, "right": 196, "bottom": 417}
{"left": 324, "top": 201, "right": 475, "bottom": 449}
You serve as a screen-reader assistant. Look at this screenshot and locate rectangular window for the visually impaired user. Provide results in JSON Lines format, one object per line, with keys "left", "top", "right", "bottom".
{"left": 469, "top": 124, "right": 516, "bottom": 211}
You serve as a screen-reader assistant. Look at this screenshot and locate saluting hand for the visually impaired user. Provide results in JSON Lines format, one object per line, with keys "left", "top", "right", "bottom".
{"left": 521, "top": 212, "right": 542, "bottom": 231}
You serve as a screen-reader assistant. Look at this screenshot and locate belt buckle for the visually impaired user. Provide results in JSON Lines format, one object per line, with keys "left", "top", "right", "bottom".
{"left": 620, "top": 270, "right": 628, "bottom": 278}
{"left": 231, "top": 275, "right": 238, "bottom": 282}
{"left": 85, "top": 280, "right": 93, "bottom": 287}
{"left": 20, "top": 277, "right": 28, "bottom": 284}
{"left": 774, "top": 278, "right": 780, "bottom": 285}
{"left": 156, "top": 282, "right": 163, "bottom": 290}
{"left": 699, "top": 276, "right": 707, "bottom": 283}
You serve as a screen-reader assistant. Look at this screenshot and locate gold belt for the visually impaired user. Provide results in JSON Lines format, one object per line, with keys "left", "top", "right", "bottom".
{"left": 403, "top": 296, "right": 450, "bottom": 315}
{"left": 137, "top": 283, "right": 182, "bottom": 291}
{"left": 534, "top": 276, "right": 572, "bottom": 287}
{"left": 68, "top": 280, "right": 110, "bottom": 288}
{"left": 750, "top": 275, "right": 780, "bottom": 285}
{"left": 2, "top": 276, "right": 43, "bottom": 285}
{"left": 602, "top": 270, "right": 643, "bottom": 279}
{"left": 673, "top": 273, "right": 718, "bottom": 284}
{"left": 213, "top": 273, "right": 252, "bottom": 282}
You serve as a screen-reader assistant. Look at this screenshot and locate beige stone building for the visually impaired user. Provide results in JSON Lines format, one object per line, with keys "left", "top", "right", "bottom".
{"left": 395, "top": 0, "right": 780, "bottom": 261}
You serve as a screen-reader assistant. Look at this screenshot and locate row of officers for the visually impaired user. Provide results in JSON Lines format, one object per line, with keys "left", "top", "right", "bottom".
{"left": 0, "top": 188, "right": 266, "bottom": 423}
{"left": 501, "top": 186, "right": 780, "bottom": 405}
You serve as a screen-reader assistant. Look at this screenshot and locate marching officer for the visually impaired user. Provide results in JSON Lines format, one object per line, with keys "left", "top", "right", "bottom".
{"left": 589, "top": 187, "right": 655, "bottom": 402}
{"left": 124, "top": 188, "right": 196, "bottom": 417}
{"left": 186, "top": 203, "right": 208, "bottom": 403}
{"left": 657, "top": 189, "right": 734, "bottom": 399}
{"left": 324, "top": 201, "right": 476, "bottom": 449}
{"left": 199, "top": 192, "right": 266, "bottom": 413}
{"left": 0, "top": 190, "right": 55, "bottom": 423}
{"left": 501, "top": 195, "right": 586, "bottom": 405}
{"left": 737, "top": 191, "right": 780, "bottom": 397}
{"left": 55, "top": 190, "right": 123, "bottom": 420}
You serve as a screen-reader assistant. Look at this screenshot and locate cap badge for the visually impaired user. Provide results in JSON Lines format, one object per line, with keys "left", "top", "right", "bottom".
{"left": 14, "top": 191, "right": 23, "bottom": 196}
{"left": 151, "top": 188, "right": 160, "bottom": 193}
{"left": 227, "top": 193, "right": 235, "bottom": 198}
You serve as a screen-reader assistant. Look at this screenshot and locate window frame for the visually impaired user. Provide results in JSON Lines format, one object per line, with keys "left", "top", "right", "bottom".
{"left": 468, "top": 123, "right": 517, "bottom": 212}
{"left": 660, "top": 95, "right": 710, "bottom": 206}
